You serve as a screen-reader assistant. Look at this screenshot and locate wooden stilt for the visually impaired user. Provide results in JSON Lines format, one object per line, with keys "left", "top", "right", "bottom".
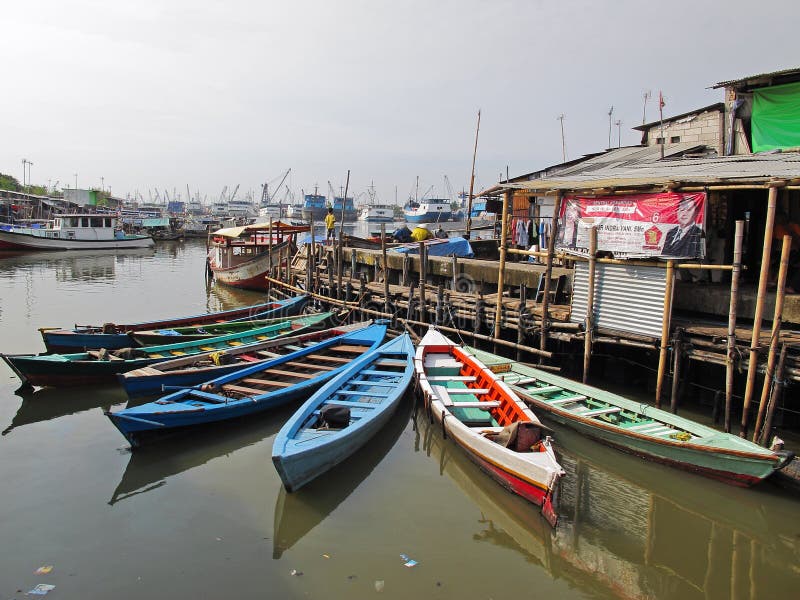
{"left": 753, "top": 234, "right": 791, "bottom": 443}
{"left": 540, "top": 192, "right": 563, "bottom": 361}
{"left": 418, "top": 242, "right": 427, "bottom": 325}
{"left": 494, "top": 190, "right": 511, "bottom": 352}
{"left": 741, "top": 185, "right": 779, "bottom": 438}
{"left": 381, "top": 224, "right": 390, "bottom": 314}
{"left": 516, "top": 284, "right": 527, "bottom": 362}
{"left": 583, "top": 226, "right": 598, "bottom": 384}
{"left": 655, "top": 260, "right": 675, "bottom": 408}
{"left": 724, "top": 220, "right": 744, "bottom": 432}
{"left": 670, "top": 329, "right": 683, "bottom": 414}
{"left": 761, "top": 344, "right": 787, "bottom": 447}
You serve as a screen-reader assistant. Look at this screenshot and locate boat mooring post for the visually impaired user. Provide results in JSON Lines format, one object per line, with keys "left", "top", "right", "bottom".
{"left": 724, "top": 220, "right": 744, "bottom": 432}
{"left": 267, "top": 218, "right": 273, "bottom": 297}
{"left": 669, "top": 328, "right": 683, "bottom": 414}
{"left": 655, "top": 260, "right": 675, "bottom": 408}
{"left": 761, "top": 344, "right": 788, "bottom": 447}
{"left": 539, "top": 192, "right": 563, "bottom": 362}
{"left": 741, "top": 184, "right": 779, "bottom": 438}
{"left": 418, "top": 241, "right": 427, "bottom": 325}
{"left": 583, "top": 226, "right": 598, "bottom": 384}
{"left": 381, "top": 224, "right": 390, "bottom": 314}
{"left": 493, "top": 190, "right": 511, "bottom": 353}
{"left": 516, "top": 284, "right": 527, "bottom": 362}
{"left": 753, "top": 234, "right": 791, "bottom": 444}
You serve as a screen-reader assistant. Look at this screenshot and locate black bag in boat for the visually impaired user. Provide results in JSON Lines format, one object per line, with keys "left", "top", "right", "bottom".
{"left": 319, "top": 405, "right": 350, "bottom": 429}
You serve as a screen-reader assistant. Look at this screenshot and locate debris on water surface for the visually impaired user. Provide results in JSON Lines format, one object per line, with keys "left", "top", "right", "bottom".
{"left": 290, "top": 569, "right": 303, "bottom": 576}
{"left": 35, "top": 566, "right": 53, "bottom": 575}
{"left": 400, "top": 553, "right": 418, "bottom": 567}
{"left": 374, "top": 580, "right": 385, "bottom": 592}
{"left": 322, "top": 553, "right": 330, "bottom": 559}
{"left": 26, "top": 584, "right": 56, "bottom": 596}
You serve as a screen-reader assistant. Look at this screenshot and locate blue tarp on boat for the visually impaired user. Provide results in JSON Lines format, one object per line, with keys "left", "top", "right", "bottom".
{"left": 390, "top": 237, "right": 474, "bottom": 258}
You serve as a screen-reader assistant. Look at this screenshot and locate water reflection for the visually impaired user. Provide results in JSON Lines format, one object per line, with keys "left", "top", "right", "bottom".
{"left": 2, "top": 385, "right": 127, "bottom": 436}
{"left": 0, "top": 247, "right": 156, "bottom": 282}
{"left": 416, "top": 404, "right": 800, "bottom": 599}
{"left": 108, "top": 406, "right": 293, "bottom": 505}
{"left": 272, "top": 395, "right": 413, "bottom": 559}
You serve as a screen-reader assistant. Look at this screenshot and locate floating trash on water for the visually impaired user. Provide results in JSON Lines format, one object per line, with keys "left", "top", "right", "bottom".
{"left": 35, "top": 566, "right": 53, "bottom": 575}
{"left": 347, "top": 574, "right": 357, "bottom": 581}
{"left": 290, "top": 569, "right": 303, "bottom": 576}
{"left": 26, "top": 584, "right": 56, "bottom": 596}
{"left": 322, "top": 553, "right": 330, "bottom": 559}
{"left": 404, "top": 560, "right": 418, "bottom": 568}
{"left": 374, "top": 580, "right": 385, "bottom": 592}
{"left": 400, "top": 553, "right": 418, "bottom": 568}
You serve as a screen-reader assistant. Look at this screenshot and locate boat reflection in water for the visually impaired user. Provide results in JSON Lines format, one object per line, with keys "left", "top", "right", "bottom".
{"left": 0, "top": 247, "right": 156, "bottom": 283}
{"left": 272, "top": 394, "right": 413, "bottom": 559}
{"left": 108, "top": 406, "right": 293, "bottom": 505}
{"left": 2, "top": 385, "right": 128, "bottom": 436}
{"left": 417, "top": 404, "right": 800, "bottom": 600}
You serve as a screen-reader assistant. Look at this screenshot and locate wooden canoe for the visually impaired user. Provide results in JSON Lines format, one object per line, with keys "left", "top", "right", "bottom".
{"left": 118, "top": 319, "right": 368, "bottom": 397}
{"left": 415, "top": 328, "right": 565, "bottom": 527}
{"left": 272, "top": 334, "right": 414, "bottom": 492}
{"left": 105, "top": 322, "right": 388, "bottom": 448}
{"left": 465, "top": 346, "right": 794, "bottom": 487}
{"left": 3, "top": 313, "right": 327, "bottom": 388}
{"left": 39, "top": 294, "right": 309, "bottom": 353}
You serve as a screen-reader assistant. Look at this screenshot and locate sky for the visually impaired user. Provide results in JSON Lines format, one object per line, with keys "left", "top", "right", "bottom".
{"left": 2, "top": 0, "right": 799, "bottom": 206}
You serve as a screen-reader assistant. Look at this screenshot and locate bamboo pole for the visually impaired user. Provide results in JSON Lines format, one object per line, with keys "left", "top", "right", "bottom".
{"left": 753, "top": 234, "right": 791, "bottom": 443}
{"left": 741, "top": 185, "right": 778, "bottom": 438}
{"left": 381, "top": 223, "right": 390, "bottom": 314}
{"left": 418, "top": 241, "right": 427, "bottom": 324}
{"left": 493, "top": 190, "right": 511, "bottom": 343}
{"left": 465, "top": 109, "right": 481, "bottom": 239}
{"left": 655, "top": 260, "right": 675, "bottom": 408}
{"left": 670, "top": 329, "right": 683, "bottom": 414}
{"left": 517, "top": 284, "right": 527, "bottom": 362}
{"left": 760, "top": 344, "right": 787, "bottom": 447}
{"left": 724, "top": 220, "right": 744, "bottom": 433}
{"left": 540, "top": 192, "right": 563, "bottom": 360}
{"left": 582, "top": 226, "right": 598, "bottom": 384}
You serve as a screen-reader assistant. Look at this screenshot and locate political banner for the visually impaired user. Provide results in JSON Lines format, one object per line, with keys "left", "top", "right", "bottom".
{"left": 556, "top": 192, "right": 706, "bottom": 259}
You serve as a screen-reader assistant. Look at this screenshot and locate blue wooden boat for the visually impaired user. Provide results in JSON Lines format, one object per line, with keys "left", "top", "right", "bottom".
{"left": 3, "top": 313, "right": 327, "bottom": 388}
{"left": 39, "top": 295, "right": 308, "bottom": 353}
{"left": 272, "top": 334, "right": 414, "bottom": 492}
{"left": 105, "top": 323, "right": 388, "bottom": 448}
{"left": 118, "top": 319, "right": 366, "bottom": 398}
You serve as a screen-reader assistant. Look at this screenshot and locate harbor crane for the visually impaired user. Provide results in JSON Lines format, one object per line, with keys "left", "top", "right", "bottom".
{"left": 229, "top": 184, "right": 240, "bottom": 202}
{"left": 262, "top": 168, "right": 291, "bottom": 205}
{"left": 218, "top": 186, "right": 228, "bottom": 202}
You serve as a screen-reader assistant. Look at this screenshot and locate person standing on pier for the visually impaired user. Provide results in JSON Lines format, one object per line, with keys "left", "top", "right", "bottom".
{"left": 325, "top": 207, "right": 336, "bottom": 244}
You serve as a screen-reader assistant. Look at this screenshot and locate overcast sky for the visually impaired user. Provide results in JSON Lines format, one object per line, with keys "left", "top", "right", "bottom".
{"left": 3, "top": 0, "right": 799, "bottom": 205}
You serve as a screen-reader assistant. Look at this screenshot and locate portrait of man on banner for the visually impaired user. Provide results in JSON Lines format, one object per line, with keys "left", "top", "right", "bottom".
{"left": 661, "top": 196, "right": 704, "bottom": 258}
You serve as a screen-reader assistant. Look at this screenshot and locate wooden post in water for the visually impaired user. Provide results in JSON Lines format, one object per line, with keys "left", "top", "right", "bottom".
{"left": 350, "top": 248, "right": 357, "bottom": 280}
{"left": 267, "top": 218, "right": 273, "bottom": 297}
{"left": 436, "top": 284, "right": 444, "bottom": 325}
{"left": 309, "top": 219, "right": 316, "bottom": 293}
{"left": 493, "top": 190, "right": 511, "bottom": 351}
{"left": 402, "top": 254, "right": 410, "bottom": 287}
{"left": 741, "top": 185, "right": 778, "bottom": 438}
{"left": 327, "top": 247, "right": 334, "bottom": 299}
{"left": 381, "top": 224, "right": 390, "bottom": 314}
{"left": 761, "top": 344, "right": 787, "bottom": 447}
{"left": 753, "top": 235, "right": 791, "bottom": 444}
{"left": 655, "top": 260, "right": 675, "bottom": 408}
{"left": 670, "top": 329, "right": 683, "bottom": 414}
{"left": 724, "top": 220, "right": 744, "bottom": 432}
{"left": 540, "top": 192, "right": 563, "bottom": 361}
{"left": 516, "top": 284, "right": 527, "bottom": 361}
{"left": 451, "top": 255, "right": 458, "bottom": 290}
{"left": 418, "top": 241, "right": 427, "bottom": 325}
{"left": 583, "top": 226, "right": 598, "bottom": 384}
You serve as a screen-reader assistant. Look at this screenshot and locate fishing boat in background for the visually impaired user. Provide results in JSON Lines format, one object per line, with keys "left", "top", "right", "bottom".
{"left": 415, "top": 328, "right": 564, "bottom": 527}
{"left": 465, "top": 347, "right": 794, "bottom": 487}
{"left": 358, "top": 204, "right": 395, "bottom": 223}
{"left": 300, "top": 193, "right": 329, "bottom": 221}
{"left": 404, "top": 199, "right": 452, "bottom": 223}
{"left": 119, "top": 319, "right": 368, "bottom": 397}
{"left": 4, "top": 319, "right": 319, "bottom": 388}
{"left": 39, "top": 295, "right": 308, "bottom": 353}
{"left": 130, "top": 311, "right": 328, "bottom": 346}
{"left": 272, "top": 334, "right": 414, "bottom": 492}
{"left": 206, "top": 221, "right": 308, "bottom": 291}
{"left": 105, "top": 322, "right": 388, "bottom": 447}
{"left": 0, "top": 213, "right": 154, "bottom": 251}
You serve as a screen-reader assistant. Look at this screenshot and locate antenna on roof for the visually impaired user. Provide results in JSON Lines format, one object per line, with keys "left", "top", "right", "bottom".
{"left": 557, "top": 114, "right": 567, "bottom": 162}
{"left": 607, "top": 106, "right": 614, "bottom": 150}
{"left": 642, "top": 90, "right": 651, "bottom": 125}
{"left": 615, "top": 119, "right": 622, "bottom": 148}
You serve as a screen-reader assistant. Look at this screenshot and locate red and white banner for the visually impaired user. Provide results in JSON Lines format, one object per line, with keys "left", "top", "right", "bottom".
{"left": 556, "top": 192, "right": 706, "bottom": 259}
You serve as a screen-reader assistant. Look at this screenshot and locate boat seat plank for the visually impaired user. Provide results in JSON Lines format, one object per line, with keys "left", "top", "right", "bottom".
{"left": 527, "top": 385, "right": 562, "bottom": 395}
{"left": 372, "top": 359, "right": 408, "bottom": 368}
{"left": 361, "top": 369, "right": 402, "bottom": 377}
{"left": 306, "top": 354, "right": 350, "bottom": 363}
{"left": 256, "top": 350, "right": 281, "bottom": 358}
{"left": 221, "top": 384, "right": 267, "bottom": 396}
{"left": 243, "top": 378, "right": 293, "bottom": 388}
{"left": 547, "top": 395, "right": 586, "bottom": 405}
{"left": 261, "top": 368, "right": 318, "bottom": 379}
{"left": 283, "top": 345, "right": 302, "bottom": 351}
{"left": 336, "top": 390, "right": 390, "bottom": 397}
{"left": 324, "top": 400, "right": 378, "bottom": 409}
{"left": 506, "top": 376, "right": 538, "bottom": 386}
{"left": 427, "top": 376, "right": 477, "bottom": 382}
{"left": 349, "top": 380, "right": 397, "bottom": 387}
{"left": 332, "top": 344, "right": 369, "bottom": 353}
{"left": 580, "top": 407, "right": 622, "bottom": 418}
{"left": 283, "top": 360, "right": 334, "bottom": 370}
{"left": 446, "top": 401, "right": 500, "bottom": 410}
{"left": 626, "top": 421, "right": 658, "bottom": 431}
{"left": 446, "top": 388, "right": 490, "bottom": 395}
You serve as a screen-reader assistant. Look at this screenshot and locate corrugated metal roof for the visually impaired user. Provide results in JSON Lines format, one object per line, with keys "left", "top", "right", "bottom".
{"left": 503, "top": 152, "right": 800, "bottom": 193}
{"left": 712, "top": 66, "right": 800, "bottom": 89}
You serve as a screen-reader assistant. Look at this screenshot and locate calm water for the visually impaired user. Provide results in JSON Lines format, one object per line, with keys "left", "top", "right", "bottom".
{"left": 1, "top": 239, "right": 799, "bottom": 599}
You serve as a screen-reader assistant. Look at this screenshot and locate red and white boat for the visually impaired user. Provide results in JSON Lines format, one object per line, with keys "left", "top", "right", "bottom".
{"left": 415, "top": 328, "right": 565, "bottom": 526}
{"left": 206, "top": 221, "right": 309, "bottom": 291}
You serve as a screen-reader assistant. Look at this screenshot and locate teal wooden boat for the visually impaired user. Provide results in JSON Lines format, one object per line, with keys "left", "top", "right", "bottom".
{"left": 105, "top": 323, "right": 388, "bottom": 448}
{"left": 119, "top": 319, "right": 367, "bottom": 397}
{"left": 2, "top": 313, "right": 329, "bottom": 388}
{"left": 272, "top": 334, "right": 414, "bottom": 492}
{"left": 130, "top": 312, "right": 332, "bottom": 346}
{"left": 464, "top": 347, "right": 793, "bottom": 487}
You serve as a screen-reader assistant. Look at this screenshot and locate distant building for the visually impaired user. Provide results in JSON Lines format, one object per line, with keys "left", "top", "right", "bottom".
{"left": 633, "top": 103, "right": 725, "bottom": 155}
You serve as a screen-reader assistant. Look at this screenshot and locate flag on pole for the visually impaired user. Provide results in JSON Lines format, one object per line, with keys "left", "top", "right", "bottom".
{"left": 659, "top": 91, "right": 665, "bottom": 108}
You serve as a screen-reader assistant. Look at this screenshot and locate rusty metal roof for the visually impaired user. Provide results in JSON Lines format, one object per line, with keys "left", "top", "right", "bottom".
{"left": 711, "top": 66, "right": 800, "bottom": 89}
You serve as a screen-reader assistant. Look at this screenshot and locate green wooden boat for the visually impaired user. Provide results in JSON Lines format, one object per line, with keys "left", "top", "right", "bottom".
{"left": 464, "top": 347, "right": 793, "bottom": 487}
{"left": 131, "top": 312, "right": 332, "bottom": 346}
{"left": 2, "top": 313, "right": 331, "bottom": 388}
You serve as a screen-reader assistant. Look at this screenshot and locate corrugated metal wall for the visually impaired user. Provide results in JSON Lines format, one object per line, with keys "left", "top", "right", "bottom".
{"left": 571, "top": 262, "right": 667, "bottom": 338}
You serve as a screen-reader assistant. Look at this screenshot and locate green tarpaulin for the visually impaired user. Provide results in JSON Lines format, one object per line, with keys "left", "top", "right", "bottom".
{"left": 752, "top": 81, "right": 800, "bottom": 153}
